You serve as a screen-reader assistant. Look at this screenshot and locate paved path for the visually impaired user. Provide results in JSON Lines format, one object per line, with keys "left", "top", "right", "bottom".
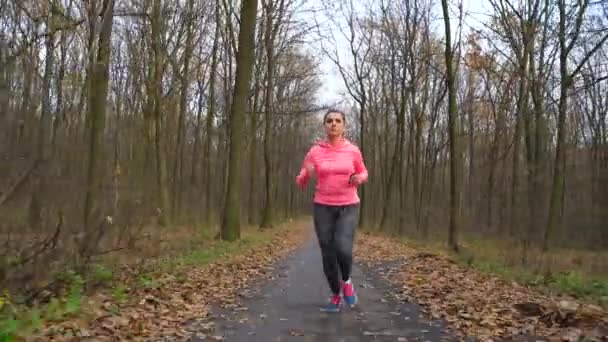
{"left": 190, "top": 235, "right": 458, "bottom": 341}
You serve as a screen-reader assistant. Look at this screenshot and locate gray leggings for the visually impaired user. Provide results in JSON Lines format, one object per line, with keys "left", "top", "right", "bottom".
{"left": 313, "top": 203, "right": 359, "bottom": 295}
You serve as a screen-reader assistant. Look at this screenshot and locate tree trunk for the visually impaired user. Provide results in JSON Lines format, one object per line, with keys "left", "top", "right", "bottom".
{"left": 29, "top": 21, "right": 55, "bottom": 230}
{"left": 545, "top": 0, "right": 571, "bottom": 252}
{"left": 191, "top": 77, "right": 204, "bottom": 187}
{"left": 441, "top": 0, "right": 460, "bottom": 253}
{"left": 259, "top": 0, "right": 286, "bottom": 228}
{"left": 52, "top": 31, "right": 67, "bottom": 154}
{"left": 358, "top": 102, "right": 367, "bottom": 228}
{"left": 205, "top": 3, "right": 220, "bottom": 223}
{"left": 260, "top": 0, "right": 276, "bottom": 229}
{"left": 0, "top": 35, "right": 9, "bottom": 139}
{"left": 515, "top": 45, "right": 531, "bottom": 261}
{"left": 172, "top": 0, "right": 195, "bottom": 220}
{"left": 248, "top": 70, "right": 262, "bottom": 224}
{"left": 83, "top": 0, "right": 115, "bottom": 232}
{"left": 151, "top": 0, "right": 171, "bottom": 226}
{"left": 466, "top": 71, "right": 475, "bottom": 220}
{"left": 221, "top": 0, "right": 259, "bottom": 241}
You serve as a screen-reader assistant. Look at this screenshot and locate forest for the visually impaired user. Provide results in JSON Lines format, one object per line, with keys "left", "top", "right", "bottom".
{"left": 0, "top": 0, "right": 606, "bottom": 339}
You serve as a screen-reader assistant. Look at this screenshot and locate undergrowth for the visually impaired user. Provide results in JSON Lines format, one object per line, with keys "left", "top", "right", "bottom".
{"left": 0, "top": 221, "right": 293, "bottom": 340}
{"left": 362, "top": 226, "right": 608, "bottom": 308}
{"left": 450, "top": 235, "right": 608, "bottom": 307}
{"left": 0, "top": 269, "right": 84, "bottom": 340}
{"left": 458, "top": 255, "right": 608, "bottom": 307}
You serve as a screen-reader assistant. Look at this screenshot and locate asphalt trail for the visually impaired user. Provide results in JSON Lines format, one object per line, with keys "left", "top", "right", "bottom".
{"left": 190, "top": 234, "right": 458, "bottom": 342}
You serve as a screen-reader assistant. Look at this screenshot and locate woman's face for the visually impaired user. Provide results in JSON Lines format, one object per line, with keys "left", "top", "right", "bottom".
{"left": 324, "top": 112, "right": 345, "bottom": 138}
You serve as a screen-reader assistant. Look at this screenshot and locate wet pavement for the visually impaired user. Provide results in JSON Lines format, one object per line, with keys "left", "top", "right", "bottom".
{"left": 189, "top": 235, "right": 458, "bottom": 341}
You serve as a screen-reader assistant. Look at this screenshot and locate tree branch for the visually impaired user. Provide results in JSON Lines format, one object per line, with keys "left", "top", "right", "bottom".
{"left": 570, "top": 31, "right": 608, "bottom": 78}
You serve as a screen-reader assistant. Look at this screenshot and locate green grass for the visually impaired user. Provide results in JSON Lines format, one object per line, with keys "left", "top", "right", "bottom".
{"left": 111, "top": 283, "right": 129, "bottom": 303}
{"left": 0, "top": 271, "right": 83, "bottom": 339}
{"left": 88, "top": 264, "right": 114, "bottom": 285}
{"left": 459, "top": 255, "right": 608, "bottom": 307}
{"left": 0, "top": 221, "right": 294, "bottom": 339}
{"left": 445, "top": 234, "right": 608, "bottom": 306}
{"left": 149, "top": 226, "right": 280, "bottom": 277}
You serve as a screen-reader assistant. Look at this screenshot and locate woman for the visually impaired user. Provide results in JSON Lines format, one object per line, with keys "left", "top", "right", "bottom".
{"left": 295, "top": 109, "right": 368, "bottom": 312}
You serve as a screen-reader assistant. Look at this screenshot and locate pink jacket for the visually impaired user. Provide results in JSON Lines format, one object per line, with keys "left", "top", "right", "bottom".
{"left": 296, "top": 138, "right": 368, "bottom": 206}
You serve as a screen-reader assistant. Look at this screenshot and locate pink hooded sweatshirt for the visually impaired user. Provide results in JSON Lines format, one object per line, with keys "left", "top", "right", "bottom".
{"left": 296, "top": 138, "right": 368, "bottom": 206}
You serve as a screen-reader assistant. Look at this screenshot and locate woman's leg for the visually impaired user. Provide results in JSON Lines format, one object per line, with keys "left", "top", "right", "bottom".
{"left": 335, "top": 204, "right": 359, "bottom": 282}
{"left": 313, "top": 203, "right": 341, "bottom": 295}
{"left": 334, "top": 204, "right": 359, "bottom": 307}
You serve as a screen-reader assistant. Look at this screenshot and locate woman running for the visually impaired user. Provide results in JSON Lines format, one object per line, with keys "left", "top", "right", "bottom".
{"left": 295, "top": 109, "right": 368, "bottom": 312}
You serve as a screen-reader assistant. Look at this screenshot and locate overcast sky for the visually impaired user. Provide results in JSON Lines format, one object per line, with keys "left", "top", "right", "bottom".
{"left": 301, "top": 0, "right": 491, "bottom": 107}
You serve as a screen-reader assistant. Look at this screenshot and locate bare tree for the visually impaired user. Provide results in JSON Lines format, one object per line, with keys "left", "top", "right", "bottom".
{"left": 83, "top": 0, "right": 116, "bottom": 232}
{"left": 441, "top": 0, "right": 461, "bottom": 252}
{"left": 221, "top": 0, "right": 260, "bottom": 240}
{"left": 546, "top": 0, "right": 608, "bottom": 251}
{"left": 260, "top": 0, "right": 287, "bottom": 229}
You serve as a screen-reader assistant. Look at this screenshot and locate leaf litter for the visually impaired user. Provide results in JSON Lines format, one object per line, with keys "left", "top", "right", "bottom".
{"left": 29, "top": 222, "right": 312, "bottom": 341}
{"left": 354, "top": 232, "right": 608, "bottom": 342}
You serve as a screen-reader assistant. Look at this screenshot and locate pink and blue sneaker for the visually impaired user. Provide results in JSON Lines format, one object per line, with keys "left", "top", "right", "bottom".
{"left": 342, "top": 279, "right": 357, "bottom": 307}
{"left": 320, "top": 294, "right": 341, "bottom": 313}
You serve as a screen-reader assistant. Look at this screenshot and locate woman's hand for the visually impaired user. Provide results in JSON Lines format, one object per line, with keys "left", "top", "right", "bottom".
{"left": 296, "top": 163, "right": 314, "bottom": 190}
{"left": 305, "top": 163, "right": 315, "bottom": 177}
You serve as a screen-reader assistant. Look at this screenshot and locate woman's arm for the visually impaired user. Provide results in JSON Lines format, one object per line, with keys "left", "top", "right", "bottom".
{"left": 351, "top": 148, "right": 368, "bottom": 185}
{"left": 296, "top": 149, "right": 314, "bottom": 189}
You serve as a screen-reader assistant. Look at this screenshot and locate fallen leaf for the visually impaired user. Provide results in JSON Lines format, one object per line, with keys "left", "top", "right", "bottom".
{"left": 289, "top": 328, "right": 304, "bottom": 336}
{"left": 31, "top": 222, "right": 312, "bottom": 340}
{"left": 354, "top": 233, "right": 608, "bottom": 341}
